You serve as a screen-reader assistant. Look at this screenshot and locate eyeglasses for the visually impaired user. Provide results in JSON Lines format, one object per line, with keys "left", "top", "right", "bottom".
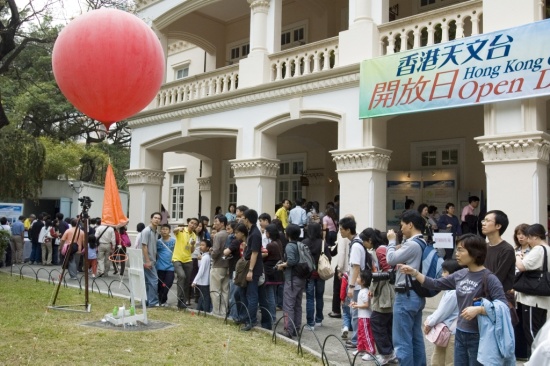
{"left": 481, "top": 219, "right": 494, "bottom": 224}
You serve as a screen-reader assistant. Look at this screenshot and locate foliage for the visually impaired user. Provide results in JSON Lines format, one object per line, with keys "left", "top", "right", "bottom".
{"left": 0, "top": 273, "right": 319, "bottom": 365}
{"left": 0, "top": 126, "right": 46, "bottom": 200}
{"left": 0, "top": 231, "right": 9, "bottom": 263}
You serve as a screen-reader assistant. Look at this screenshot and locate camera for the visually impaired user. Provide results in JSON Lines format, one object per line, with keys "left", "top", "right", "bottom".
{"left": 372, "top": 270, "right": 396, "bottom": 285}
{"left": 274, "top": 260, "right": 284, "bottom": 270}
{"left": 78, "top": 196, "right": 93, "bottom": 210}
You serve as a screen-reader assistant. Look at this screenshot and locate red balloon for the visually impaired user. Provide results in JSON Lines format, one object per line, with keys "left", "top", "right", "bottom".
{"left": 52, "top": 8, "right": 165, "bottom": 128}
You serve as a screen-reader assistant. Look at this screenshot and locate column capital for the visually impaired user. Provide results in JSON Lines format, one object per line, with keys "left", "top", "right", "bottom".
{"left": 125, "top": 168, "right": 165, "bottom": 186}
{"left": 330, "top": 147, "right": 392, "bottom": 172}
{"left": 476, "top": 132, "right": 550, "bottom": 164}
{"left": 197, "top": 176, "right": 212, "bottom": 191}
{"left": 230, "top": 158, "right": 280, "bottom": 178}
{"left": 248, "top": 0, "right": 270, "bottom": 12}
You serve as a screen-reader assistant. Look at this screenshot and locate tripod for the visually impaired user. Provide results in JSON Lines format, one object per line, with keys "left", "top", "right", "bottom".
{"left": 49, "top": 197, "right": 92, "bottom": 312}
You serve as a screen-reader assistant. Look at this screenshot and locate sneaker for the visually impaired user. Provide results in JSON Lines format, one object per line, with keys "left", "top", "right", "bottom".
{"left": 305, "top": 325, "right": 315, "bottom": 331}
{"left": 328, "top": 312, "right": 342, "bottom": 318}
{"left": 362, "top": 353, "right": 376, "bottom": 361}
{"left": 160, "top": 303, "right": 167, "bottom": 307}
{"left": 69, "top": 277, "right": 78, "bottom": 280}
{"left": 341, "top": 326, "right": 349, "bottom": 339}
{"left": 376, "top": 352, "right": 398, "bottom": 365}
{"left": 91, "top": 274, "right": 96, "bottom": 278}
{"left": 315, "top": 321, "right": 322, "bottom": 327}
{"left": 352, "top": 350, "right": 364, "bottom": 356}
{"left": 345, "top": 343, "right": 357, "bottom": 350}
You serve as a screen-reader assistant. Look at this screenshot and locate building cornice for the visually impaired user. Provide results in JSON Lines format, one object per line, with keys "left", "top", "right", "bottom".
{"left": 476, "top": 132, "right": 550, "bottom": 164}
{"left": 128, "top": 64, "right": 360, "bottom": 129}
{"left": 230, "top": 158, "right": 280, "bottom": 178}
{"left": 125, "top": 169, "right": 166, "bottom": 186}
{"left": 331, "top": 147, "right": 392, "bottom": 172}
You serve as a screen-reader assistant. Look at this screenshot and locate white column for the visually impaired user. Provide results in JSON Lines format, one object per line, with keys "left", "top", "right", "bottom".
{"left": 125, "top": 168, "right": 165, "bottom": 229}
{"left": 339, "top": 0, "right": 388, "bottom": 66}
{"left": 476, "top": 133, "right": 550, "bottom": 242}
{"left": 330, "top": 147, "right": 391, "bottom": 230}
{"left": 266, "top": 0, "right": 282, "bottom": 54}
{"left": 197, "top": 176, "right": 212, "bottom": 219}
{"left": 230, "top": 158, "right": 279, "bottom": 214}
{"left": 483, "top": 0, "right": 543, "bottom": 32}
{"left": 239, "top": 0, "right": 274, "bottom": 88}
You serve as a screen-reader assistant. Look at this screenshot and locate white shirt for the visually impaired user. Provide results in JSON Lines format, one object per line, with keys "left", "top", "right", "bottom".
{"left": 357, "top": 288, "right": 372, "bottom": 318}
{"left": 348, "top": 236, "right": 366, "bottom": 290}
{"left": 193, "top": 252, "right": 211, "bottom": 286}
{"left": 95, "top": 225, "right": 116, "bottom": 246}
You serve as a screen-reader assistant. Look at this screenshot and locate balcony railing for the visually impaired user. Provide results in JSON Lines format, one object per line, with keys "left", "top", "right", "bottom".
{"left": 269, "top": 37, "right": 339, "bottom": 82}
{"left": 378, "top": 0, "right": 483, "bottom": 55}
{"left": 155, "top": 64, "right": 239, "bottom": 108}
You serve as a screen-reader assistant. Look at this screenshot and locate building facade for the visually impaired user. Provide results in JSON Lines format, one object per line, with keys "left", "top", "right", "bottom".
{"left": 127, "top": 0, "right": 550, "bottom": 242}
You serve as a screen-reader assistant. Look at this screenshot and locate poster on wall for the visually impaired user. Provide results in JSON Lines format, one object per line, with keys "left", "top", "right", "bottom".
{"left": 423, "top": 180, "right": 456, "bottom": 214}
{"left": 386, "top": 174, "right": 422, "bottom": 229}
{"left": 0, "top": 203, "right": 24, "bottom": 224}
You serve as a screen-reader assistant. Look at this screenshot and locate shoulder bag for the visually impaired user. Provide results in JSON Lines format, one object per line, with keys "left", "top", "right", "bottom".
{"left": 317, "top": 241, "right": 335, "bottom": 280}
{"left": 513, "top": 246, "right": 550, "bottom": 296}
{"left": 426, "top": 322, "right": 451, "bottom": 347}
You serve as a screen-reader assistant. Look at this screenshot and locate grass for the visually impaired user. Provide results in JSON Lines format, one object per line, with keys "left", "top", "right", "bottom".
{"left": 0, "top": 273, "right": 320, "bottom": 365}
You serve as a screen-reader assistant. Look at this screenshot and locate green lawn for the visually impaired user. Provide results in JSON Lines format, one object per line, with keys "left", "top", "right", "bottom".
{"left": 0, "top": 273, "right": 319, "bottom": 365}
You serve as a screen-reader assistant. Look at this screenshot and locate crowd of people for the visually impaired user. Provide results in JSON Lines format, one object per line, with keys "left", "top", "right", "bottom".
{"left": 2, "top": 195, "right": 549, "bottom": 366}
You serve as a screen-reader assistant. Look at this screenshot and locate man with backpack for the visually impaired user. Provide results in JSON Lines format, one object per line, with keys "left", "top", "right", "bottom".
{"left": 386, "top": 210, "right": 426, "bottom": 366}
{"left": 276, "top": 223, "right": 309, "bottom": 338}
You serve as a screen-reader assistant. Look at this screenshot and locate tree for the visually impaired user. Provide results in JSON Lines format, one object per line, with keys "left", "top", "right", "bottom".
{"left": 0, "top": 126, "right": 46, "bottom": 200}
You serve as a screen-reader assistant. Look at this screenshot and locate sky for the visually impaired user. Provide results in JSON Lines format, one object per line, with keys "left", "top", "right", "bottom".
{"left": 14, "top": 0, "right": 89, "bottom": 25}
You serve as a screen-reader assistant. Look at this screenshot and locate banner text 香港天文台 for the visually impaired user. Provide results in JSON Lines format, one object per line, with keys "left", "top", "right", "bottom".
{"left": 359, "top": 19, "right": 550, "bottom": 118}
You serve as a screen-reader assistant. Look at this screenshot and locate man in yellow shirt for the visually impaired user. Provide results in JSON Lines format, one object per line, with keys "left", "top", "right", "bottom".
{"left": 275, "top": 199, "right": 291, "bottom": 229}
{"left": 173, "top": 218, "right": 199, "bottom": 309}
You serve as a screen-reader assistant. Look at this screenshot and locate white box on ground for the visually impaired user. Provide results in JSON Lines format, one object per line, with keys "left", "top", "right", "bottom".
{"left": 433, "top": 233, "right": 454, "bottom": 249}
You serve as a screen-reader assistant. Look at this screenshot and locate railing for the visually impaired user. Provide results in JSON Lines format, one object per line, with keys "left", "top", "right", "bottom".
{"left": 155, "top": 65, "right": 239, "bottom": 108}
{"left": 378, "top": 0, "right": 483, "bottom": 55}
{"left": 269, "top": 37, "right": 339, "bottom": 82}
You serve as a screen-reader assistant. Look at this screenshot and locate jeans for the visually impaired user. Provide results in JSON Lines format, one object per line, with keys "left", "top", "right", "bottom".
{"left": 277, "top": 283, "right": 284, "bottom": 308}
{"left": 306, "top": 278, "right": 325, "bottom": 326}
{"left": 454, "top": 329, "right": 482, "bottom": 366}
{"left": 244, "top": 278, "right": 259, "bottom": 326}
{"left": 196, "top": 284, "right": 212, "bottom": 312}
{"left": 157, "top": 269, "right": 175, "bottom": 305}
{"left": 393, "top": 291, "right": 426, "bottom": 366}
{"left": 229, "top": 279, "right": 243, "bottom": 320}
{"left": 144, "top": 265, "right": 159, "bottom": 306}
{"left": 350, "top": 289, "right": 359, "bottom": 345}
{"left": 258, "top": 284, "right": 273, "bottom": 330}
{"left": 52, "top": 244, "right": 59, "bottom": 265}
{"left": 30, "top": 241, "right": 42, "bottom": 263}
{"left": 263, "top": 284, "right": 277, "bottom": 324}
{"left": 283, "top": 276, "right": 306, "bottom": 335}
{"left": 342, "top": 297, "right": 352, "bottom": 330}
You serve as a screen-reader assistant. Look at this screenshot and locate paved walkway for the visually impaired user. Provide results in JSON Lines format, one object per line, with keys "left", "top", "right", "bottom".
{"left": 1, "top": 263, "right": 524, "bottom": 366}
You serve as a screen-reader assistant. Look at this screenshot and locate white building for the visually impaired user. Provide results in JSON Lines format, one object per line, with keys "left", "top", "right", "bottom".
{"left": 127, "top": 0, "right": 550, "bottom": 243}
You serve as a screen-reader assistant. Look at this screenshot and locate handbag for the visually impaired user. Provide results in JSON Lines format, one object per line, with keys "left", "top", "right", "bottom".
{"left": 513, "top": 246, "right": 550, "bottom": 296}
{"left": 234, "top": 257, "right": 250, "bottom": 288}
{"left": 426, "top": 323, "right": 451, "bottom": 347}
{"left": 317, "top": 241, "right": 335, "bottom": 281}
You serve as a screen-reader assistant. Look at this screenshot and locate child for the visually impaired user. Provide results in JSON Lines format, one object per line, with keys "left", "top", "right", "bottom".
{"left": 350, "top": 270, "right": 376, "bottom": 361}
{"left": 424, "top": 259, "right": 461, "bottom": 366}
{"left": 156, "top": 224, "right": 176, "bottom": 307}
{"left": 192, "top": 239, "right": 212, "bottom": 313}
{"left": 339, "top": 272, "right": 351, "bottom": 339}
{"left": 88, "top": 235, "right": 98, "bottom": 278}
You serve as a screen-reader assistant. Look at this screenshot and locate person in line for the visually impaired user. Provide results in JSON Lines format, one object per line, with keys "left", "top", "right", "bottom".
{"left": 156, "top": 224, "right": 175, "bottom": 307}
{"left": 263, "top": 224, "right": 284, "bottom": 326}
{"left": 386, "top": 210, "right": 426, "bottom": 366}
{"left": 303, "top": 222, "right": 328, "bottom": 330}
{"left": 227, "top": 222, "right": 248, "bottom": 323}
{"left": 95, "top": 219, "right": 117, "bottom": 277}
{"left": 141, "top": 212, "right": 162, "bottom": 307}
{"left": 512, "top": 223, "right": 531, "bottom": 361}
{"left": 9, "top": 216, "right": 25, "bottom": 265}
{"left": 173, "top": 218, "right": 199, "bottom": 309}
{"left": 225, "top": 203, "right": 237, "bottom": 223}
{"left": 39, "top": 219, "right": 54, "bottom": 266}
{"left": 437, "top": 203, "right": 462, "bottom": 259}
{"left": 60, "top": 218, "right": 85, "bottom": 280}
{"left": 193, "top": 238, "right": 213, "bottom": 313}
{"left": 351, "top": 270, "right": 376, "bottom": 361}
{"left": 113, "top": 226, "right": 131, "bottom": 276}
{"left": 461, "top": 196, "right": 480, "bottom": 234}
{"left": 210, "top": 214, "right": 229, "bottom": 315}
{"left": 87, "top": 235, "right": 98, "bottom": 278}
{"left": 288, "top": 198, "right": 307, "bottom": 240}
{"left": 275, "top": 199, "right": 291, "bottom": 230}
{"left": 515, "top": 223, "right": 550, "bottom": 356}
{"left": 360, "top": 228, "right": 397, "bottom": 365}
{"left": 400, "top": 234, "right": 508, "bottom": 366}
{"left": 134, "top": 222, "right": 145, "bottom": 249}
{"left": 424, "top": 259, "right": 461, "bottom": 366}
{"left": 276, "top": 223, "right": 305, "bottom": 338}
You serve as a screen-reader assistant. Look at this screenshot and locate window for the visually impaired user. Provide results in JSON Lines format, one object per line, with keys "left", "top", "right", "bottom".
{"left": 419, "top": 148, "right": 459, "bottom": 167}
{"left": 420, "top": 0, "right": 436, "bottom": 6}
{"left": 277, "top": 154, "right": 306, "bottom": 204}
{"left": 281, "top": 21, "right": 308, "bottom": 50}
{"left": 222, "top": 161, "right": 237, "bottom": 209}
{"left": 421, "top": 151, "right": 437, "bottom": 167}
{"left": 175, "top": 67, "right": 189, "bottom": 80}
{"left": 228, "top": 41, "right": 250, "bottom": 63}
{"left": 411, "top": 138, "right": 465, "bottom": 183}
{"left": 171, "top": 174, "right": 185, "bottom": 220}
{"left": 228, "top": 183, "right": 237, "bottom": 207}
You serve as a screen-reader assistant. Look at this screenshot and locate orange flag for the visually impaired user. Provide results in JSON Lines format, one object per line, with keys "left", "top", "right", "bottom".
{"left": 101, "top": 164, "right": 129, "bottom": 227}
